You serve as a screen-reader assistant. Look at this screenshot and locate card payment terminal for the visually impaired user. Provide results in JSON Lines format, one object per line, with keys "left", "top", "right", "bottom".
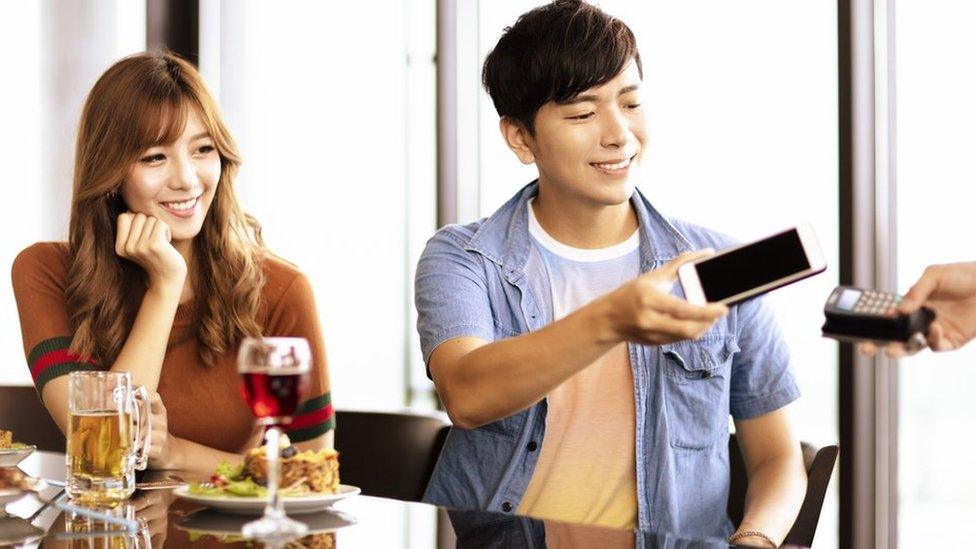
{"left": 821, "top": 286, "right": 936, "bottom": 348}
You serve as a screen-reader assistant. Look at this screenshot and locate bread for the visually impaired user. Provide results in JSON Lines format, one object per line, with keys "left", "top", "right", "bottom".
{"left": 244, "top": 447, "right": 340, "bottom": 494}
{"left": 285, "top": 532, "right": 336, "bottom": 549}
{"left": 0, "top": 429, "right": 11, "bottom": 449}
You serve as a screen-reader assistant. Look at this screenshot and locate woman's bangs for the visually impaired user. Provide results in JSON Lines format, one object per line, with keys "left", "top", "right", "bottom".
{"left": 133, "top": 93, "right": 189, "bottom": 151}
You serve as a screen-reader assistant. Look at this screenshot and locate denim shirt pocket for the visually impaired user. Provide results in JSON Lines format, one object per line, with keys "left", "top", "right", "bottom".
{"left": 661, "top": 336, "right": 739, "bottom": 450}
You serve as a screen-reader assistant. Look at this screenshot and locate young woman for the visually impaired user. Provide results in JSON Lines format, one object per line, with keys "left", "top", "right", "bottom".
{"left": 12, "top": 53, "right": 334, "bottom": 472}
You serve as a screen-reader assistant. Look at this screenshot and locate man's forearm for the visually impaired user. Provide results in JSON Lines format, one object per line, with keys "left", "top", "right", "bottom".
{"left": 737, "top": 454, "right": 807, "bottom": 544}
{"left": 438, "top": 298, "right": 620, "bottom": 429}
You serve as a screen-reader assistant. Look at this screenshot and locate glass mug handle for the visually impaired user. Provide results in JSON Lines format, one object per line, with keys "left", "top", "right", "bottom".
{"left": 131, "top": 386, "right": 152, "bottom": 471}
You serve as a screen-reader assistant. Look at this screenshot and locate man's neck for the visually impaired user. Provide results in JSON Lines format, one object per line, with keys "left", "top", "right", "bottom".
{"left": 531, "top": 185, "right": 639, "bottom": 249}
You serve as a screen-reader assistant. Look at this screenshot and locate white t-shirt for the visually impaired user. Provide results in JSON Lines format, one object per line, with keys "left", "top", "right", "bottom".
{"left": 518, "top": 198, "right": 641, "bottom": 528}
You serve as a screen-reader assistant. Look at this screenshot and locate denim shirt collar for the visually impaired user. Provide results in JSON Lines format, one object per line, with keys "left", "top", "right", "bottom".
{"left": 465, "top": 180, "right": 697, "bottom": 280}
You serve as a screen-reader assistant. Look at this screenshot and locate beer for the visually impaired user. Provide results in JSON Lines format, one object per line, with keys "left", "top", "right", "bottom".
{"left": 67, "top": 410, "right": 132, "bottom": 502}
{"left": 65, "top": 372, "right": 150, "bottom": 503}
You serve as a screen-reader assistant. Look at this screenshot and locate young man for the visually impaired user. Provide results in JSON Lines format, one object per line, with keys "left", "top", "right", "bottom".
{"left": 415, "top": 1, "right": 806, "bottom": 545}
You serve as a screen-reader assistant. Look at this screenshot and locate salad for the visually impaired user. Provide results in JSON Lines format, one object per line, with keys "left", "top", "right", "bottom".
{"left": 188, "top": 461, "right": 314, "bottom": 498}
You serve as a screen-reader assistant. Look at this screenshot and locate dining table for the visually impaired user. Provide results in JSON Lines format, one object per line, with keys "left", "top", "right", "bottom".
{"left": 0, "top": 450, "right": 802, "bottom": 548}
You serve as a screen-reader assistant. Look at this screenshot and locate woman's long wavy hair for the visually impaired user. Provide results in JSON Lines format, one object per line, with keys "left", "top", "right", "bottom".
{"left": 66, "top": 52, "right": 265, "bottom": 368}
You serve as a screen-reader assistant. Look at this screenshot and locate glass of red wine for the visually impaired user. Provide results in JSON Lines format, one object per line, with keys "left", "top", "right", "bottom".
{"left": 237, "top": 337, "right": 311, "bottom": 541}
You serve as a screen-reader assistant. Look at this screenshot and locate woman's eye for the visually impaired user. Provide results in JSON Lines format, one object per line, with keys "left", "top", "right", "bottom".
{"left": 140, "top": 153, "right": 165, "bottom": 164}
{"left": 569, "top": 112, "right": 595, "bottom": 121}
{"left": 627, "top": 103, "right": 642, "bottom": 109}
{"left": 197, "top": 144, "right": 216, "bottom": 154}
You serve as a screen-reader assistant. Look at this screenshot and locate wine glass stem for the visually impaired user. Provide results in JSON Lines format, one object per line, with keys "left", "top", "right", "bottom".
{"left": 264, "top": 426, "right": 284, "bottom": 519}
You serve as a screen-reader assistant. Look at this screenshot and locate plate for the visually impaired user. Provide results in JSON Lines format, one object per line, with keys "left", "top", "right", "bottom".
{"left": 0, "top": 516, "right": 45, "bottom": 545}
{"left": 0, "top": 489, "right": 27, "bottom": 509}
{"left": 173, "top": 484, "right": 360, "bottom": 515}
{"left": 0, "top": 446, "right": 35, "bottom": 467}
{"left": 176, "top": 507, "right": 356, "bottom": 538}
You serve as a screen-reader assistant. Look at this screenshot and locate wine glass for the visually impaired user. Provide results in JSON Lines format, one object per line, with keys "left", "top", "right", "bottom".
{"left": 237, "top": 337, "right": 311, "bottom": 542}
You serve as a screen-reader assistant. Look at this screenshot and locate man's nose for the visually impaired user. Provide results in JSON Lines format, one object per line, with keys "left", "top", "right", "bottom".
{"left": 600, "top": 108, "right": 633, "bottom": 150}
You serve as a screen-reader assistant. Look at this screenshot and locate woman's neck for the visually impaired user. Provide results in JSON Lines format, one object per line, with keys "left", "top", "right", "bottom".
{"left": 172, "top": 238, "right": 195, "bottom": 304}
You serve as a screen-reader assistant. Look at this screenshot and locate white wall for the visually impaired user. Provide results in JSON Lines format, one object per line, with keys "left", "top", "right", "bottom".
{"left": 0, "top": 0, "right": 145, "bottom": 386}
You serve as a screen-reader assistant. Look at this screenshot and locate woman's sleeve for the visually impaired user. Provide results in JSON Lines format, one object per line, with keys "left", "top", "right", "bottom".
{"left": 265, "top": 271, "right": 334, "bottom": 443}
{"left": 11, "top": 244, "right": 100, "bottom": 397}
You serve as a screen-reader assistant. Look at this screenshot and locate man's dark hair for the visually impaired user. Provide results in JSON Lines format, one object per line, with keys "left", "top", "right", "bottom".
{"left": 482, "top": 0, "right": 642, "bottom": 134}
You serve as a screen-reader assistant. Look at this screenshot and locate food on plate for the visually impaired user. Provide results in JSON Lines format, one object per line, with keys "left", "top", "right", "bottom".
{"left": 0, "top": 430, "right": 30, "bottom": 451}
{"left": 0, "top": 468, "right": 35, "bottom": 491}
{"left": 188, "top": 435, "right": 339, "bottom": 498}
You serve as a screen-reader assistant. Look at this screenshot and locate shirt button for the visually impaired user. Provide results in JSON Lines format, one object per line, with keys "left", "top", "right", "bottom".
{"left": 501, "top": 501, "right": 513, "bottom": 512}
{"left": 526, "top": 441, "right": 538, "bottom": 452}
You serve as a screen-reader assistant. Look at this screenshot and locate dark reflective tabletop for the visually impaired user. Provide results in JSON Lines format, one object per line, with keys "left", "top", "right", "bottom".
{"left": 0, "top": 451, "right": 785, "bottom": 548}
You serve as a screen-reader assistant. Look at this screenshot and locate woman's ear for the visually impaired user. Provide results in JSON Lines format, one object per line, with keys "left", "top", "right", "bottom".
{"left": 500, "top": 117, "right": 536, "bottom": 165}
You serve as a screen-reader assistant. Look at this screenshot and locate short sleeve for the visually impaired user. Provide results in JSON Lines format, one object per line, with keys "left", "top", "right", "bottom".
{"left": 415, "top": 228, "right": 496, "bottom": 368}
{"left": 265, "top": 270, "right": 334, "bottom": 442}
{"left": 11, "top": 243, "right": 100, "bottom": 396}
{"left": 729, "top": 295, "right": 801, "bottom": 419}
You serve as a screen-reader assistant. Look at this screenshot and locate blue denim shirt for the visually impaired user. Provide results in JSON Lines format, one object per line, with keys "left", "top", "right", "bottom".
{"left": 415, "top": 182, "right": 800, "bottom": 539}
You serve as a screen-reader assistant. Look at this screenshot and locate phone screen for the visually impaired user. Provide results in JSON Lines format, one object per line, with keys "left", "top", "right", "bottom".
{"left": 695, "top": 228, "right": 810, "bottom": 303}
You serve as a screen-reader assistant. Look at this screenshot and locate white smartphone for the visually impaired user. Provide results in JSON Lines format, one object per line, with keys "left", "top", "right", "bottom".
{"left": 677, "top": 224, "right": 827, "bottom": 305}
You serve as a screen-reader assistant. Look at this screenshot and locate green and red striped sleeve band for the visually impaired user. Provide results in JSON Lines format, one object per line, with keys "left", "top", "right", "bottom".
{"left": 28, "top": 336, "right": 101, "bottom": 395}
{"left": 282, "top": 392, "right": 335, "bottom": 443}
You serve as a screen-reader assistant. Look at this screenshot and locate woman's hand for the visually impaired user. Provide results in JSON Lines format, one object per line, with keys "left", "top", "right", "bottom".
{"left": 147, "top": 392, "right": 181, "bottom": 470}
{"left": 115, "top": 212, "right": 187, "bottom": 288}
{"left": 132, "top": 489, "right": 175, "bottom": 548}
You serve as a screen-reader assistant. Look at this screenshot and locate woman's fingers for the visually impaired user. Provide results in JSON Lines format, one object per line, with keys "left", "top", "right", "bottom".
{"left": 115, "top": 213, "right": 133, "bottom": 255}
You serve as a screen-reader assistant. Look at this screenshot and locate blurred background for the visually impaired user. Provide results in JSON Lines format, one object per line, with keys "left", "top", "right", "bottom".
{"left": 0, "top": 1, "right": 972, "bottom": 547}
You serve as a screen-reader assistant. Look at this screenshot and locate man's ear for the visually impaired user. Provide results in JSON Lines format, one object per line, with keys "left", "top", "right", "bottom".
{"left": 500, "top": 117, "right": 536, "bottom": 165}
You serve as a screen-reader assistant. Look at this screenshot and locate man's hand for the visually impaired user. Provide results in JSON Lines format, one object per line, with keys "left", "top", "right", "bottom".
{"left": 147, "top": 392, "right": 181, "bottom": 470}
{"left": 859, "top": 262, "right": 976, "bottom": 357}
{"left": 597, "top": 250, "right": 729, "bottom": 345}
{"left": 116, "top": 213, "right": 187, "bottom": 288}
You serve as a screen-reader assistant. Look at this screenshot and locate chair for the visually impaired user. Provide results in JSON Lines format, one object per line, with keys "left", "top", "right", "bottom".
{"left": 727, "top": 433, "right": 839, "bottom": 547}
{"left": 0, "top": 385, "right": 65, "bottom": 452}
{"left": 334, "top": 409, "right": 450, "bottom": 502}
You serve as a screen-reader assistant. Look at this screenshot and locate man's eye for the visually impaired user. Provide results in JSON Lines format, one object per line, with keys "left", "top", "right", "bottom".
{"left": 569, "top": 112, "right": 595, "bottom": 121}
{"left": 140, "top": 154, "right": 165, "bottom": 163}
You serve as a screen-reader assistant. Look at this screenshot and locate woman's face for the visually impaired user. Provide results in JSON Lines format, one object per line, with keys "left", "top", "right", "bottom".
{"left": 121, "top": 108, "right": 221, "bottom": 244}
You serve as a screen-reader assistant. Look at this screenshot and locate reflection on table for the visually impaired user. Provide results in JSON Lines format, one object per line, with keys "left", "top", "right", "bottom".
{"left": 1, "top": 451, "right": 782, "bottom": 548}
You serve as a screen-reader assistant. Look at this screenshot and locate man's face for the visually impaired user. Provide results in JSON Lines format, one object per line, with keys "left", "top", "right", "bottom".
{"left": 517, "top": 61, "right": 646, "bottom": 207}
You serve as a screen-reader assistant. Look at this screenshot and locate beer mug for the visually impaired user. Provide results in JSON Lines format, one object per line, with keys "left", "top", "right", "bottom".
{"left": 66, "top": 372, "right": 151, "bottom": 503}
{"left": 64, "top": 502, "right": 152, "bottom": 549}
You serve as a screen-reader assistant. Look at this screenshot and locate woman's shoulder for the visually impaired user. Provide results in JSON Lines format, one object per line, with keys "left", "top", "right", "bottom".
{"left": 12, "top": 242, "right": 70, "bottom": 283}
{"left": 260, "top": 253, "right": 314, "bottom": 305}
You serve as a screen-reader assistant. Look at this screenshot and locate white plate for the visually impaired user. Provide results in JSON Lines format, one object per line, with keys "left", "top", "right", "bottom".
{"left": 173, "top": 484, "right": 360, "bottom": 515}
{"left": 0, "top": 446, "right": 35, "bottom": 467}
{"left": 176, "top": 507, "right": 357, "bottom": 538}
{"left": 0, "top": 489, "right": 26, "bottom": 509}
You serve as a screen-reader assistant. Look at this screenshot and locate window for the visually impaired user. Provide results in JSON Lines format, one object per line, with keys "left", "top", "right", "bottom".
{"left": 896, "top": 2, "right": 976, "bottom": 545}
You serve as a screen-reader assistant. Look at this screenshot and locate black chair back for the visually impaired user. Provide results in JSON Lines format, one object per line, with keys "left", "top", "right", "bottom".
{"left": 728, "top": 433, "right": 839, "bottom": 547}
{"left": 0, "top": 385, "right": 65, "bottom": 452}
{"left": 334, "top": 409, "right": 450, "bottom": 502}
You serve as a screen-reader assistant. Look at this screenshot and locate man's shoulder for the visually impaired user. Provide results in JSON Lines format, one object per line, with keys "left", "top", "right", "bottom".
{"left": 664, "top": 218, "right": 740, "bottom": 251}
{"left": 424, "top": 219, "right": 488, "bottom": 252}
